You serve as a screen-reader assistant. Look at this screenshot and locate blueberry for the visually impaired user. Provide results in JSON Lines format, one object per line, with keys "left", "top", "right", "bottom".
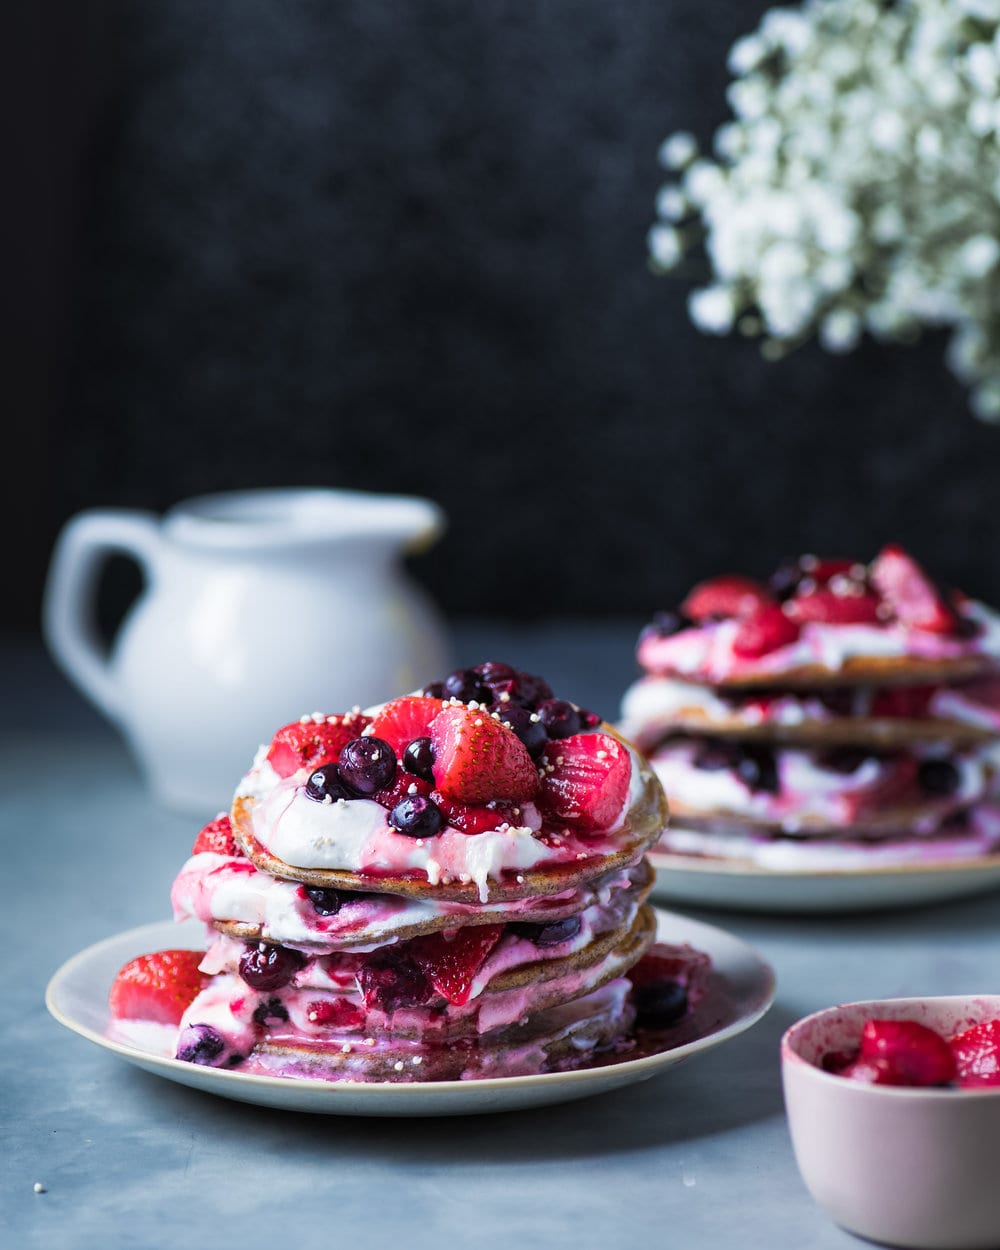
{"left": 443, "top": 668, "right": 491, "bottom": 704}
{"left": 305, "top": 886, "right": 345, "bottom": 916}
{"left": 473, "top": 661, "right": 518, "bottom": 700}
{"left": 338, "top": 736, "right": 396, "bottom": 795}
{"left": 918, "top": 759, "right": 961, "bottom": 795}
{"left": 512, "top": 670, "right": 553, "bottom": 708}
{"left": 305, "top": 763, "right": 354, "bottom": 804}
{"left": 389, "top": 795, "right": 444, "bottom": 838}
{"left": 633, "top": 980, "right": 689, "bottom": 1029}
{"left": 649, "top": 610, "right": 688, "bottom": 637}
{"left": 536, "top": 699, "right": 583, "bottom": 739}
{"left": 819, "top": 747, "right": 871, "bottom": 775}
{"left": 768, "top": 558, "right": 804, "bottom": 601}
{"left": 693, "top": 739, "right": 742, "bottom": 771}
{"left": 238, "top": 942, "right": 305, "bottom": 991}
{"left": 421, "top": 681, "right": 446, "bottom": 698}
{"left": 403, "top": 736, "right": 435, "bottom": 781}
{"left": 252, "top": 996, "right": 289, "bottom": 1025}
{"left": 176, "top": 1023, "right": 227, "bottom": 1066}
{"left": 508, "top": 915, "right": 582, "bottom": 946}
{"left": 356, "top": 949, "right": 431, "bottom": 1012}
{"left": 491, "top": 704, "right": 548, "bottom": 758}
{"left": 736, "top": 747, "right": 779, "bottom": 794}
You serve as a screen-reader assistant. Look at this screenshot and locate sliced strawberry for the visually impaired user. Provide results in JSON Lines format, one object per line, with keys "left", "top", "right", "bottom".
{"left": 801, "top": 556, "right": 862, "bottom": 585}
{"left": 870, "top": 544, "right": 958, "bottom": 634}
{"left": 681, "top": 574, "right": 773, "bottom": 622}
{"left": 951, "top": 1020, "right": 1000, "bottom": 1087}
{"left": 870, "top": 686, "right": 936, "bottom": 719}
{"left": 432, "top": 790, "right": 521, "bottom": 834}
{"left": 304, "top": 997, "right": 366, "bottom": 1029}
{"left": 731, "top": 604, "right": 801, "bottom": 658}
{"left": 537, "top": 732, "right": 631, "bottom": 832}
{"left": 786, "top": 588, "right": 882, "bottom": 625}
{"left": 109, "top": 949, "right": 208, "bottom": 1025}
{"left": 429, "top": 705, "right": 538, "bottom": 804}
{"left": 191, "top": 813, "right": 241, "bottom": 857}
{"left": 409, "top": 925, "right": 504, "bottom": 1006}
{"left": 366, "top": 696, "right": 446, "bottom": 758}
{"left": 266, "top": 712, "right": 372, "bottom": 778}
{"left": 856, "top": 1018, "right": 956, "bottom": 1086}
{"left": 373, "top": 771, "right": 434, "bottom": 810}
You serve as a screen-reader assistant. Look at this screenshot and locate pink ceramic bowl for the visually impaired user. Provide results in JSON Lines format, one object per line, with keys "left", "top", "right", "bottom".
{"left": 782, "top": 997, "right": 1000, "bottom": 1250}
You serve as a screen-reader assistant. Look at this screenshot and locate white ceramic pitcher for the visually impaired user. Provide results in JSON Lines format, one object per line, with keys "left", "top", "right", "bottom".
{"left": 43, "top": 488, "right": 451, "bottom": 814}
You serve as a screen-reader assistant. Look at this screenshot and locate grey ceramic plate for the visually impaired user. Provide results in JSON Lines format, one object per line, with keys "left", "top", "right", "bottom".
{"left": 46, "top": 909, "right": 774, "bottom": 1117}
{"left": 649, "top": 847, "right": 1000, "bottom": 914}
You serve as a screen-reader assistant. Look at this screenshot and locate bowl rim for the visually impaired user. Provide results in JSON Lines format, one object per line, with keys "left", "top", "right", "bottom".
{"left": 781, "top": 994, "right": 1000, "bottom": 1098}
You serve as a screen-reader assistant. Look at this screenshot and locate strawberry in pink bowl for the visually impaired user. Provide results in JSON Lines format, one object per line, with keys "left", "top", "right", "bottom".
{"left": 782, "top": 996, "right": 1000, "bottom": 1249}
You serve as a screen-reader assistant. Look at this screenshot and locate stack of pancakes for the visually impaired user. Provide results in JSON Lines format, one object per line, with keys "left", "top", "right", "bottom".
{"left": 166, "top": 669, "right": 674, "bottom": 1082}
{"left": 620, "top": 548, "right": 1000, "bottom": 871}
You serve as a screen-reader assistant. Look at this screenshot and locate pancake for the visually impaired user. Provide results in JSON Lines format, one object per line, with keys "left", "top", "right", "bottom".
{"left": 230, "top": 722, "right": 667, "bottom": 905}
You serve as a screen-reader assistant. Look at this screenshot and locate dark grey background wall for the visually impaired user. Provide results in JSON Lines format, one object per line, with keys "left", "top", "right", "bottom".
{"left": 10, "top": 0, "right": 1000, "bottom": 636}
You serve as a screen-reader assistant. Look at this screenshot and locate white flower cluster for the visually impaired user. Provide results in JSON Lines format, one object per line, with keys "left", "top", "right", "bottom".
{"left": 651, "top": 0, "right": 1000, "bottom": 419}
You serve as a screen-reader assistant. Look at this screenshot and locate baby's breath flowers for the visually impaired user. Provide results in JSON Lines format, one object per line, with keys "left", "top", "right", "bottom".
{"left": 651, "top": 0, "right": 1000, "bottom": 419}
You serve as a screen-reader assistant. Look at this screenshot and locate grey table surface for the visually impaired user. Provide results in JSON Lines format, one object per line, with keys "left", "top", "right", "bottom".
{"left": 4, "top": 624, "right": 999, "bottom": 1250}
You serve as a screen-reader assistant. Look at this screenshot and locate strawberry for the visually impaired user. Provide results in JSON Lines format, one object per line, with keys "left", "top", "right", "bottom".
{"left": 785, "top": 588, "right": 882, "bottom": 625}
{"left": 266, "top": 712, "right": 371, "bottom": 778}
{"left": 537, "top": 732, "right": 631, "bottom": 832}
{"left": 869, "top": 544, "right": 958, "bottom": 634}
{"left": 950, "top": 1020, "right": 1000, "bottom": 1087}
{"left": 409, "top": 925, "right": 504, "bottom": 1006}
{"left": 109, "top": 949, "right": 208, "bottom": 1025}
{"left": 731, "top": 604, "right": 801, "bottom": 658}
{"left": 432, "top": 790, "right": 521, "bottom": 834}
{"left": 801, "top": 556, "right": 862, "bottom": 585}
{"left": 855, "top": 1018, "right": 956, "bottom": 1086}
{"left": 304, "top": 997, "right": 366, "bottom": 1029}
{"left": 366, "top": 696, "right": 446, "bottom": 758}
{"left": 870, "top": 686, "right": 935, "bottom": 719}
{"left": 373, "top": 771, "right": 434, "bottom": 810}
{"left": 429, "top": 705, "right": 538, "bottom": 804}
{"left": 191, "top": 813, "right": 241, "bottom": 857}
{"left": 681, "top": 574, "right": 773, "bottom": 622}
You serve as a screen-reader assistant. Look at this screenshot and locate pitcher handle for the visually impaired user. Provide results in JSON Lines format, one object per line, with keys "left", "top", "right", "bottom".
{"left": 42, "top": 509, "right": 162, "bottom": 721}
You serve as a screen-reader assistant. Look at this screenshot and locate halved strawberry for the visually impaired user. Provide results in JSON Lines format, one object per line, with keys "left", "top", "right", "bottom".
{"left": 366, "top": 696, "right": 446, "bottom": 758}
{"left": 786, "top": 588, "right": 882, "bottom": 625}
{"left": 856, "top": 1018, "right": 956, "bottom": 1086}
{"left": 304, "top": 997, "right": 366, "bottom": 1029}
{"left": 731, "top": 604, "right": 801, "bottom": 658}
{"left": 191, "top": 813, "right": 241, "bottom": 857}
{"left": 373, "top": 771, "right": 434, "bottom": 810}
{"left": 951, "top": 1020, "right": 1000, "bottom": 1087}
{"left": 537, "top": 732, "right": 631, "bottom": 832}
{"left": 266, "top": 712, "right": 371, "bottom": 778}
{"left": 432, "top": 790, "right": 521, "bottom": 834}
{"left": 409, "top": 925, "right": 504, "bottom": 1006}
{"left": 681, "top": 575, "right": 773, "bottom": 622}
{"left": 870, "top": 686, "right": 936, "bottom": 719}
{"left": 109, "top": 949, "right": 208, "bottom": 1025}
{"left": 801, "top": 556, "right": 862, "bottom": 585}
{"left": 429, "top": 705, "right": 538, "bottom": 804}
{"left": 869, "top": 544, "right": 958, "bottom": 634}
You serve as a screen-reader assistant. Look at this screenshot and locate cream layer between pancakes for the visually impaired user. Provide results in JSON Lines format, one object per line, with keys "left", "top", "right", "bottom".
{"left": 176, "top": 892, "right": 647, "bottom": 1063}
{"left": 646, "top": 739, "right": 1000, "bottom": 834}
{"left": 235, "top": 732, "right": 653, "bottom": 903}
{"left": 620, "top": 675, "right": 1000, "bottom": 746}
{"left": 171, "top": 851, "right": 644, "bottom": 949}
{"left": 243, "top": 981, "right": 636, "bottom": 1083}
{"left": 658, "top": 804, "right": 1000, "bottom": 870}
{"left": 636, "top": 600, "right": 1000, "bottom": 684}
